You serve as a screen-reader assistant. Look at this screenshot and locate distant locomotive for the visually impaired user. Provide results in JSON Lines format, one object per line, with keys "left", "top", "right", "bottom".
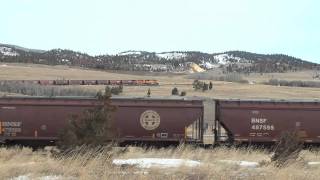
{"left": 0, "top": 96, "right": 320, "bottom": 146}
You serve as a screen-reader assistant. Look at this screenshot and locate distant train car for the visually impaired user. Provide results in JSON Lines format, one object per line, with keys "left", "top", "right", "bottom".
{"left": 109, "top": 80, "right": 122, "bottom": 85}
{"left": 215, "top": 99, "right": 320, "bottom": 144}
{"left": 39, "top": 80, "right": 54, "bottom": 85}
{"left": 1, "top": 79, "right": 159, "bottom": 86}
{"left": 83, "top": 80, "right": 97, "bottom": 85}
{"left": 22, "top": 80, "right": 40, "bottom": 84}
{"left": 54, "top": 80, "right": 69, "bottom": 85}
{"left": 135, "top": 80, "right": 146, "bottom": 86}
{"left": 69, "top": 80, "right": 84, "bottom": 85}
{"left": 0, "top": 80, "right": 17, "bottom": 84}
{"left": 122, "top": 80, "right": 134, "bottom": 85}
{"left": 96, "top": 80, "right": 110, "bottom": 85}
{"left": 145, "top": 80, "right": 159, "bottom": 86}
{"left": 0, "top": 97, "right": 203, "bottom": 145}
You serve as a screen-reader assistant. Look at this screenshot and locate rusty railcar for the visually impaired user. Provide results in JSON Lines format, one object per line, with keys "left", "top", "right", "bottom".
{"left": 215, "top": 99, "right": 320, "bottom": 144}
{"left": 0, "top": 97, "right": 203, "bottom": 145}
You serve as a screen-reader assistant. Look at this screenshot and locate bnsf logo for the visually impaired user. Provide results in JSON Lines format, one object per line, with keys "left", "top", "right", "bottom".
{"left": 140, "top": 110, "right": 160, "bottom": 130}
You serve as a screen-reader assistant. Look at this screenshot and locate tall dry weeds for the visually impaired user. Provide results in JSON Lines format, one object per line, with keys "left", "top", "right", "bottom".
{"left": 0, "top": 145, "right": 320, "bottom": 179}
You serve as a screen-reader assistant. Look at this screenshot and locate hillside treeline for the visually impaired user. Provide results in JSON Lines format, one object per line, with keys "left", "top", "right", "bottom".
{"left": 1, "top": 46, "right": 318, "bottom": 73}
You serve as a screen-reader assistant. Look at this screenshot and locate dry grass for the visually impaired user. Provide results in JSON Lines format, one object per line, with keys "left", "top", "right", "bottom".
{"left": 0, "top": 146, "right": 320, "bottom": 179}
{"left": 1, "top": 63, "right": 319, "bottom": 100}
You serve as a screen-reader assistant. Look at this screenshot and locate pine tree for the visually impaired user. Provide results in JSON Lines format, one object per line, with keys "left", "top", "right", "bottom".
{"left": 147, "top": 88, "right": 151, "bottom": 97}
{"left": 202, "top": 83, "right": 208, "bottom": 92}
{"left": 209, "top": 81, "right": 213, "bottom": 90}
{"left": 57, "top": 88, "right": 117, "bottom": 150}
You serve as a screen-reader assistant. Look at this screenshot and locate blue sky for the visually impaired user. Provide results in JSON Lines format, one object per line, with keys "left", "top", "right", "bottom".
{"left": 1, "top": 0, "right": 319, "bottom": 62}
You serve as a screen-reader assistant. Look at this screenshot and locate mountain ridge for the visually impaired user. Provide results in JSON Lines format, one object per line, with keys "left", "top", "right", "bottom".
{"left": 0, "top": 43, "right": 318, "bottom": 73}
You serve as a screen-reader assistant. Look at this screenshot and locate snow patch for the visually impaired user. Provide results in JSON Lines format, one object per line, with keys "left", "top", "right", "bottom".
{"left": 214, "top": 53, "right": 241, "bottom": 65}
{"left": 61, "top": 59, "right": 70, "bottom": 62}
{"left": 200, "top": 62, "right": 219, "bottom": 69}
{"left": 11, "top": 175, "right": 68, "bottom": 180}
{"left": 157, "top": 52, "right": 187, "bottom": 60}
{"left": 218, "top": 160, "right": 259, "bottom": 168}
{"left": 308, "top": 162, "right": 320, "bottom": 165}
{"left": 113, "top": 158, "right": 201, "bottom": 168}
{"left": 118, "top": 51, "right": 142, "bottom": 56}
{"left": 0, "top": 47, "right": 19, "bottom": 56}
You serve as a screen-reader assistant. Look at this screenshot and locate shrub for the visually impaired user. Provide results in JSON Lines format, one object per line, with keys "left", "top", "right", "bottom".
{"left": 147, "top": 88, "right": 151, "bottom": 97}
{"left": 171, "top": 87, "right": 179, "bottom": 95}
{"left": 271, "top": 131, "right": 303, "bottom": 167}
{"left": 267, "top": 79, "right": 279, "bottom": 86}
{"left": 192, "top": 80, "right": 210, "bottom": 92}
{"left": 193, "top": 80, "right": 204, "bottom": 91}
{"left": 202, "top": 83, "right": 209, "bottom": 92}
{"left": 209, "top": 81, "right": 213, "bottom": 90}
{"left": 187, "top": 72, "right": 248, "bottom": 84}
{"left": 192, "top": 80, "right": 201, "bottom": 90}
{"left": 265, "top": 79, "right": 320, "bottom": 88}
{"left": 106, "top": 85, "right": 123, "bottom": 95}
{"left": 180, "top": 91, "right": 186, "bottom": 96}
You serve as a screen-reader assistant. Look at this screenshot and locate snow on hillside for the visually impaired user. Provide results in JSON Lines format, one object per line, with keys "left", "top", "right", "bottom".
{"left": 118, "top": 51, "right": 142, "bottom": 56}
{"left": 61, "top": 59, "right": 70, "bottom": 63}
{"left": 214, "top": 53, "right": 241, "bottom": 65}
{"left": 157, "top": 52, "right": 187, "bottom": 59}
{"left": 200, "top": 62, "right": 219, "bottom": 69}
{"left": 0, "top": 47, "right": 19, "bottom": 56}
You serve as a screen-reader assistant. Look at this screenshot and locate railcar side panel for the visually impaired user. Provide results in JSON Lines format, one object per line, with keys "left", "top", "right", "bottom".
{"left": 0, "top": 97, "right": 203, "bottom": 144}
{"left": 217, "top": 100, "right": 320, "bottom": 143}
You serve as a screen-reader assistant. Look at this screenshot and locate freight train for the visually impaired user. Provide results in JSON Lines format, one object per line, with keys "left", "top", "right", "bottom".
{"left": 0, "top": 96, "right": 319, "bottom": 146}
{"left": 0, "top": 79, "right": 159, "bottom": 86}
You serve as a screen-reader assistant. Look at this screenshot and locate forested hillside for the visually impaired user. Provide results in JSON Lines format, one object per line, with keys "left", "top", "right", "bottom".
{"left": 1, "top": 43, "right": 318, "bottom": 73}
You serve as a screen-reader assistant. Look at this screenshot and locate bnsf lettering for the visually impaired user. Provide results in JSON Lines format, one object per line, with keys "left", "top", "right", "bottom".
{"left": 1, "top": 122, "right": 22, "bottom": 127}
{"left": 251, "top": 118, "right": 267, "bottom": 124}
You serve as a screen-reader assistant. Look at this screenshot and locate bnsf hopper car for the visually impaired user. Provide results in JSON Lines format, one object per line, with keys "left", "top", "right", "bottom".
{"left": 215, "top": 99, "right": 320, "bottom": 144}
{"left": 0, "top": 97, "right": 203, "bottom": 145}
{"left": 1, "top": 97, "right": 319, "bottom": 146}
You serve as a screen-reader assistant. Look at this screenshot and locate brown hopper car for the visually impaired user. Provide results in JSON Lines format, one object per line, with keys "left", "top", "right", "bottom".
{"left": 216, "top": 99, "right": 320, "bottom": 144}
{"left": 0, "top": 97, "right": 203, "bottom": 145}
{"left": 0, "top": 97, "right": 319, "bottom": 146}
